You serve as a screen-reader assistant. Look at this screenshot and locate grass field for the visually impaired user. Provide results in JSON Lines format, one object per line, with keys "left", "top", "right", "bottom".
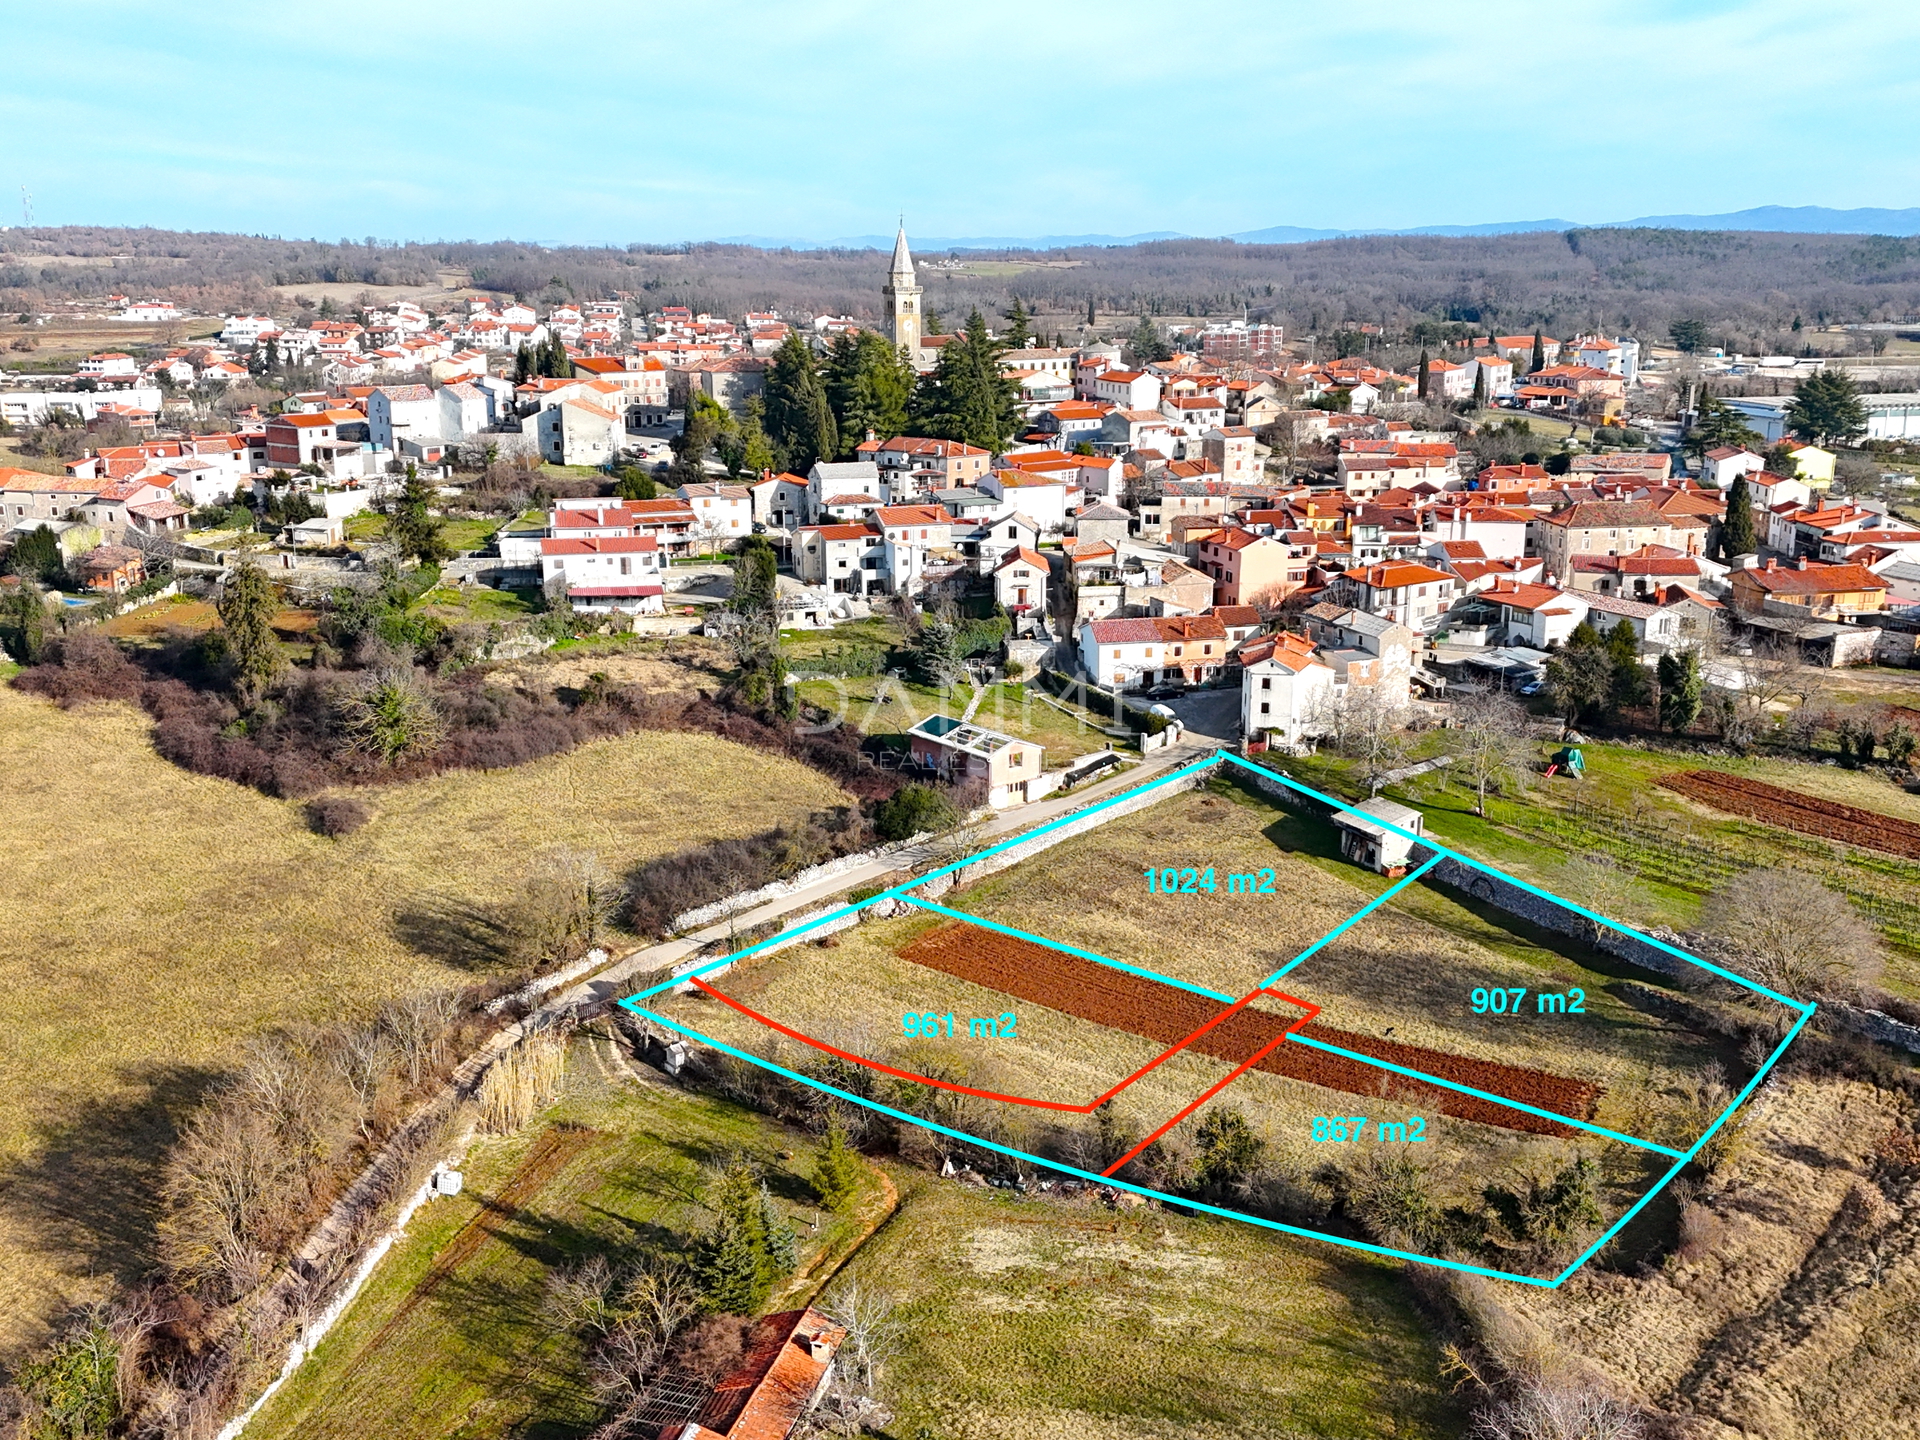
{"left": 826, "top": 1171, "right": 1465, "bottom": 1439}
{"left": 0, "top": 687, "right": 853, "bottom": 1357}
{"left": 248, "top": 1051, "right": 890, "bottom": 1440}
{"left": 658, "top": 783, "right": 1701, "bottom": 1253}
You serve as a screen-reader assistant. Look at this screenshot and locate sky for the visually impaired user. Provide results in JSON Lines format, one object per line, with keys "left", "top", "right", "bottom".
{"left": 5, "top": 1, "right": 1920, "bottom": 247}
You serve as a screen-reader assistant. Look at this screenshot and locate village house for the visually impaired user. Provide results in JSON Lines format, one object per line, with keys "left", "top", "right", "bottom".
{"left": 1480, "top": 579, "right": 1591, "bottom": 648}
{"left": 678, "top": 483, "right": 755, "bottom": 548}
{"left": 907, "top": 715, "right": 1052, "bottom": 809}
{"left": 1194, "top": 527, "right": 1307, "bottom": 607}
{"left": 1239, "top": 631, "right": 1336, "bottom": 749}
{"left": 1078, "top": 613, "right": 1230, "bottom": 690}
{"left": 1330, "top": 560, "right": 1460, "bottom": 634}
{"left": 993, "top": 545, "right": 1049, "bottom": 613}
{"left": 540, "top": 535, "right": 664, "bottom": 612}
{"left": 653, "top": 1305, "right": 846, "bottom": 1440}
{"left": 538, "top": 397, "right": 623, "bottom": 468}
{"left": 1535, "top": 501, "right": 1705, "bottom": 584}
{"left": 860, "top": 435, "right": 993, "bottom": 491}
{"left": 1728, "top": 557, "right": 1887, "bottom": 620}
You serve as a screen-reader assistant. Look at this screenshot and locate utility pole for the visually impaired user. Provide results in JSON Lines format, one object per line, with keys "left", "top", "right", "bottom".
{"left": 19, "top": 187, "right": 31, "bottom": 227}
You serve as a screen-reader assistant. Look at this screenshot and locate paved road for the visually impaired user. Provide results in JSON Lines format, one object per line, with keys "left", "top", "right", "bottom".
{"left": 560, "top": 739, "right": 1222, "bottom": 1009}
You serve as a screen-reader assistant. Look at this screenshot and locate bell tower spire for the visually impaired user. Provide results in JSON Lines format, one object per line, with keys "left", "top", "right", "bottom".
{"left": 883, "top": 222, "right": 923, "bottom": 366}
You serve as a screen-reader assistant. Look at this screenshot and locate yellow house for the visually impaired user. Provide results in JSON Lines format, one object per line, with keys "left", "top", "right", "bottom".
{"left": 1781, "top": 440, "right": 1836, "bottom": 490}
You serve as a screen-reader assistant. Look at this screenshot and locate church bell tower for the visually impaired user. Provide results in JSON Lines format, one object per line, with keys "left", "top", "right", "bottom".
{"left": 883, "top": 223, "right": 923, "bottom": 364}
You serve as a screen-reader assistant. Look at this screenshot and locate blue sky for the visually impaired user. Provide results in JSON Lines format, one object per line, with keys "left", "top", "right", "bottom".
{"left": 5, "top": 1, "right": 1918, "bottom": 245}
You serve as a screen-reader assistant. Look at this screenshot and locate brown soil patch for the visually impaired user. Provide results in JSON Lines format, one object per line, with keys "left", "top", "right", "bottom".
{"left": 899, "top": 923, "right": 1598, "bottom": 1136}
{"left": 1661, "top": 770, "right": 1920, "bottom": 858}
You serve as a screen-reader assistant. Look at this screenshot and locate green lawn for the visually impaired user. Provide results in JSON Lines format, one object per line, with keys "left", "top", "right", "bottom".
{"left": 779, "top": 615, "right": 909, "bottom": 664}
{"left": 344, "top": 513, "right": 503, "bottom": 553}
{"left": 412, "top": 583, "right": 539, "bottom": 624}
{"left": 827, "top": 1173, "right": 1466, "bottom": 1440}
{"left": 248, "top": 1057, "right": 887, "bottom": 1440}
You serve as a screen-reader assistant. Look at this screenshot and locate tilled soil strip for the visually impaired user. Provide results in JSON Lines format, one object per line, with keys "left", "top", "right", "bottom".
{"left": 1661, "top": 769, "right": 1920, "bottom": 859}
{"left": 900, "top": 922, "right": 1598, "bottom": 1137}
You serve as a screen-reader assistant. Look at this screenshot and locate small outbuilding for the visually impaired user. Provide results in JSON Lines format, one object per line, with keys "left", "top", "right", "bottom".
{"left": 1333, "top": 797, "right": 1425, "bottom": 877}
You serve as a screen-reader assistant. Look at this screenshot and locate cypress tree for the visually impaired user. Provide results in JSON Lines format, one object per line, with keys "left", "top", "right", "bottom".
{"left": 1087, "top": 295, "right": 1097, "bottom": 325}
{"left": 1720, "top": 472, "right": 1757, "bottom": 557}
{"left": 1416, "top": 349, "right": 1431, "bottom": 399}
{"left": 217, "top": 556, "right": 286, "bottom": 699}
{"left": 1004, "top": 297, "right": 1032, "bottom": 350}
{"left": 1605, "top": 619, "right": 1647, "bottom": 712}
{"left": 513, "top": 343, "right": 532, "bottom": 384}
{"left": 1530, "top": 329, "right": 1545, "bottom": 374}
{"left": 1656, "top": 649, "right": 1704, "bottom": 733}
{"left": 764, "top": 332, "right": 837, "bottom": 473}
{"left": 1471, "top": 364, "right": 1487, "bottom": 409}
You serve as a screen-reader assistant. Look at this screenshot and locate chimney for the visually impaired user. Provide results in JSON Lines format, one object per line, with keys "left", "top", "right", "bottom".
{"left": 807, "top": 1334, "right": 833, "bottom": 1363}
{"left": 1797, "top": 556, "right": 1809, "bottom": 570}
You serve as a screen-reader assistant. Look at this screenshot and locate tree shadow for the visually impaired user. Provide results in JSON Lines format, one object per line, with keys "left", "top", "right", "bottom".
{"left": 0, "top": 1060, "right": 226, "bottom": 1318}
{"left": 391, "top": 895, "right": 513, "bottom": 971}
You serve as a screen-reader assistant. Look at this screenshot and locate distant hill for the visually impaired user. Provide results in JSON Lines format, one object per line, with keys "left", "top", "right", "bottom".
{"left": 721, "top": 206, "right": 1920, "bottom": 252}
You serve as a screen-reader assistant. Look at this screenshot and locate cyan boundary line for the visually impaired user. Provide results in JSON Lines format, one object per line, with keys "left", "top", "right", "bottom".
{"left": 619, "top": 1001, "right": 1559, "bottom": 1287}
{"left": 1284, "top": 1032, "right": 1686, "bottom": 1158}
{"left": 625, "top": 753, "right": 1223, "bottom": 1004}
{"left": 893, "top": 899, "right": 1237, "bottom": 1002}
{"left": 1549, "top": 1005, "right": 1814, "bottom": 1281}
{"left": 1261, "top": 854, "right": 1444, "bottom": 985}
{"left": 1215, "top": 753, "right": 1815, "bottom": 1015}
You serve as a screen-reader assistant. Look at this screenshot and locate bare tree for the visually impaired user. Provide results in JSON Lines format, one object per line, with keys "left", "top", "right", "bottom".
{"left": 1561, "top": 851, "right": 1634, "bottom": 943}
{"left": 1446, "top": 688, "right": 1535, "bottom": 816}
{"left": 1700, "top": 867, "right": 1885, "bottom": 997}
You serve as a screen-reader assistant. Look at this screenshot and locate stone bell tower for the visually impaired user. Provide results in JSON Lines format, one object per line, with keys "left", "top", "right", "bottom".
{"left": 883, "top": 223, "right": 923, "bottom": 365}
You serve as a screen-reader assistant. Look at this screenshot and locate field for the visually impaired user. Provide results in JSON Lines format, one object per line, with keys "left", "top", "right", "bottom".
{"left": 247, "top": 1047, "right": 891, "bottom": 1440}
{"left": 824, "top": 1171, "right": 1466, "bottom": 1439}
{"left": 0, "top": 685, "right": 852, "bottom": 1357}
{"left": 655, "top": 781, "right": 1728, "bottom": 1267}
{"left": 1660, "top": 769, "right": 1920, "bottom": 858}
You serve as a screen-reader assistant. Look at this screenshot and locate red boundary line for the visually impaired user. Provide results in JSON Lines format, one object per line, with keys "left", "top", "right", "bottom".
{"left": 689, "top": 975, "right": 1321, "bottom": 1118}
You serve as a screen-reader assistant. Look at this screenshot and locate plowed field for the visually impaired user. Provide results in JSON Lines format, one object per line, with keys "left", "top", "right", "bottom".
{"left": 1660, "top": 770, "right": 1920, "bottom": 858}
{"left": 899, "top": 923, "right": 1599, "bottom": 1137}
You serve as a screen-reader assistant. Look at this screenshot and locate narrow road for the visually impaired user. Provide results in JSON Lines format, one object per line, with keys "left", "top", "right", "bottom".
{"left": 560, "top": 739, "right": 1222, "bottom": 1008}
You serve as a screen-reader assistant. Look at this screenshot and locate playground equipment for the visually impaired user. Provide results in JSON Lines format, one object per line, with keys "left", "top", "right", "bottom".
{"left": 1544, "top": 745, "right": 1585, "bottom": 779}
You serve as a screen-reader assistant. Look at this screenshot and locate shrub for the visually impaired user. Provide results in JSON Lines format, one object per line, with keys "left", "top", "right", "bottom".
{"left": 872, "top": 783, "right": 956, "bottom": 842}
{"left": 306, "top": 795, "right": 371, "bottom": 837}
{"left": 624, "top": 813, "right": 867, "bottom": 936}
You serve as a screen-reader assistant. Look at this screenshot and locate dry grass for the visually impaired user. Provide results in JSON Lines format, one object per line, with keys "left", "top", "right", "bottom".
{"left": 0, "top": 686, "right": 849, "bottom": 1355}
{"left": 1504, "top": 1074, "right": 1920, "bottom": 1439}
{"left": 952, "top": 790, "right": 1380, "bottom": 997}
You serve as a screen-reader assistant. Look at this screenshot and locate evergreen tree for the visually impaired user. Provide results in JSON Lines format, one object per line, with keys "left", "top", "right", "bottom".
{"left": 1685, "top": 390, "right": 1763, "bottom": 456}
{"left": 385, "top": 463, "right": 451, "bottom": 564}
{"left": 810, "top": 1112, "right": 864, "bottom": 1214}
{"left": 1720, "top": 472, "right": 1757, "bottom": 557}
{"left": 1004, "top": 297, "right": 1032, "bottom": 350}
{"left": 5, "top": 523, "right": 64, "bottom": 584}
{"left": 823, "top": 330, "right": 915, "bottom": 453}
{"left": 908, "top": 614, "right": 964, "bottom": 685}
{"left": 719, "top": 395, "right": 776, "bottom": 478}
{"left": 1086, "top": 295, "right": 1096, "bottom": 325}
{"left": 1530, "top": 330, "right": 1545, "bottom": 373}
{"left": 1543, "top": 620, "right": 1613, "bottom": 725}
{"left": 513, "top": 343, "right": 533, "bottom": 384}
{"left": 1605, "top": 619, "right": 1647, "bottom": 712}
{"left": 1669, "top": 318, "right": 1710, "bottom": 354}
{"left": 690, "top": 1159, "right": 795, "bottom": 1314}
{"left": 763, "top": 332, "right": 838, "bottom": 473}
{"left": 614, "top": 466, "right": 658, "bottom": 501}
{"left": 0, "top": 579, "right": 50, "bottom": 663}
{"left": 1127, "top": 316, "right": 1169, "bottom": 364}
{"left": 1785, "top": 369, "right": 1868, "bottom": 445}
{"left": 217, "top": 555, "right": 286, "bottom": 698}
{"left": 1471, "top": 364, "right": 1487, "bottom": 409}
{"left": 1656, "top": 649, "right": 1704, "bottom": 733}
{"left": 910, "top": 310, "right": 1019, "bottom": 452}
{"left": 729, "top": 535, "right": 778, "bottom": 619}
{"left": 672, "top": 393, "right": 726, "bottom": 485}
{"left": 1416, "top": 349, "right": 1431, "bottom": 400}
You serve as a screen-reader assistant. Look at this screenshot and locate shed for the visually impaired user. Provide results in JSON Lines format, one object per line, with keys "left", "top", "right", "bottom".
{"left": 1332, "top": 797, "right": 1425, "bottom": 876}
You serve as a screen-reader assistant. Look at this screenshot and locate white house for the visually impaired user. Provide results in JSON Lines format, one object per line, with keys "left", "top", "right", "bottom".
{"left": 1481, "top": 579, "right": 1590, "bottom": 648}
{"left": 537, "top": 398, "right": 622, "bottom": 468}
{"left": 980, "top": 469, "right": 1075, "bottom": 537}
{"left": 993, "top": 546, "right": 1049, "bottom": 613}
{"left": 678, "top": 482, "right": 754, "bottom": 547}
{"left": 1699, "top": 446, "right": 1764, "bottom": 490}
{"left": 1240, "top": 631, "right": 1336, "bottom": 749}
{"left": 1093, "top": 369, "right": 1163, "bottom": 411}
{"left": 1331, "top": 561, "right": 1461, "bottom": 634}
{"left": 540, "top": 535, "right": 664, "bottom": 612}
{"left": 1468, "top": 355, "right": 1515, "bottom": 398}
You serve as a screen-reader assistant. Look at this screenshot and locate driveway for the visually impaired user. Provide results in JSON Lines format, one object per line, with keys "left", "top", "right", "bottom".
{"left": 1163, "top": 686, "right": 1242, "bottom": 742}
